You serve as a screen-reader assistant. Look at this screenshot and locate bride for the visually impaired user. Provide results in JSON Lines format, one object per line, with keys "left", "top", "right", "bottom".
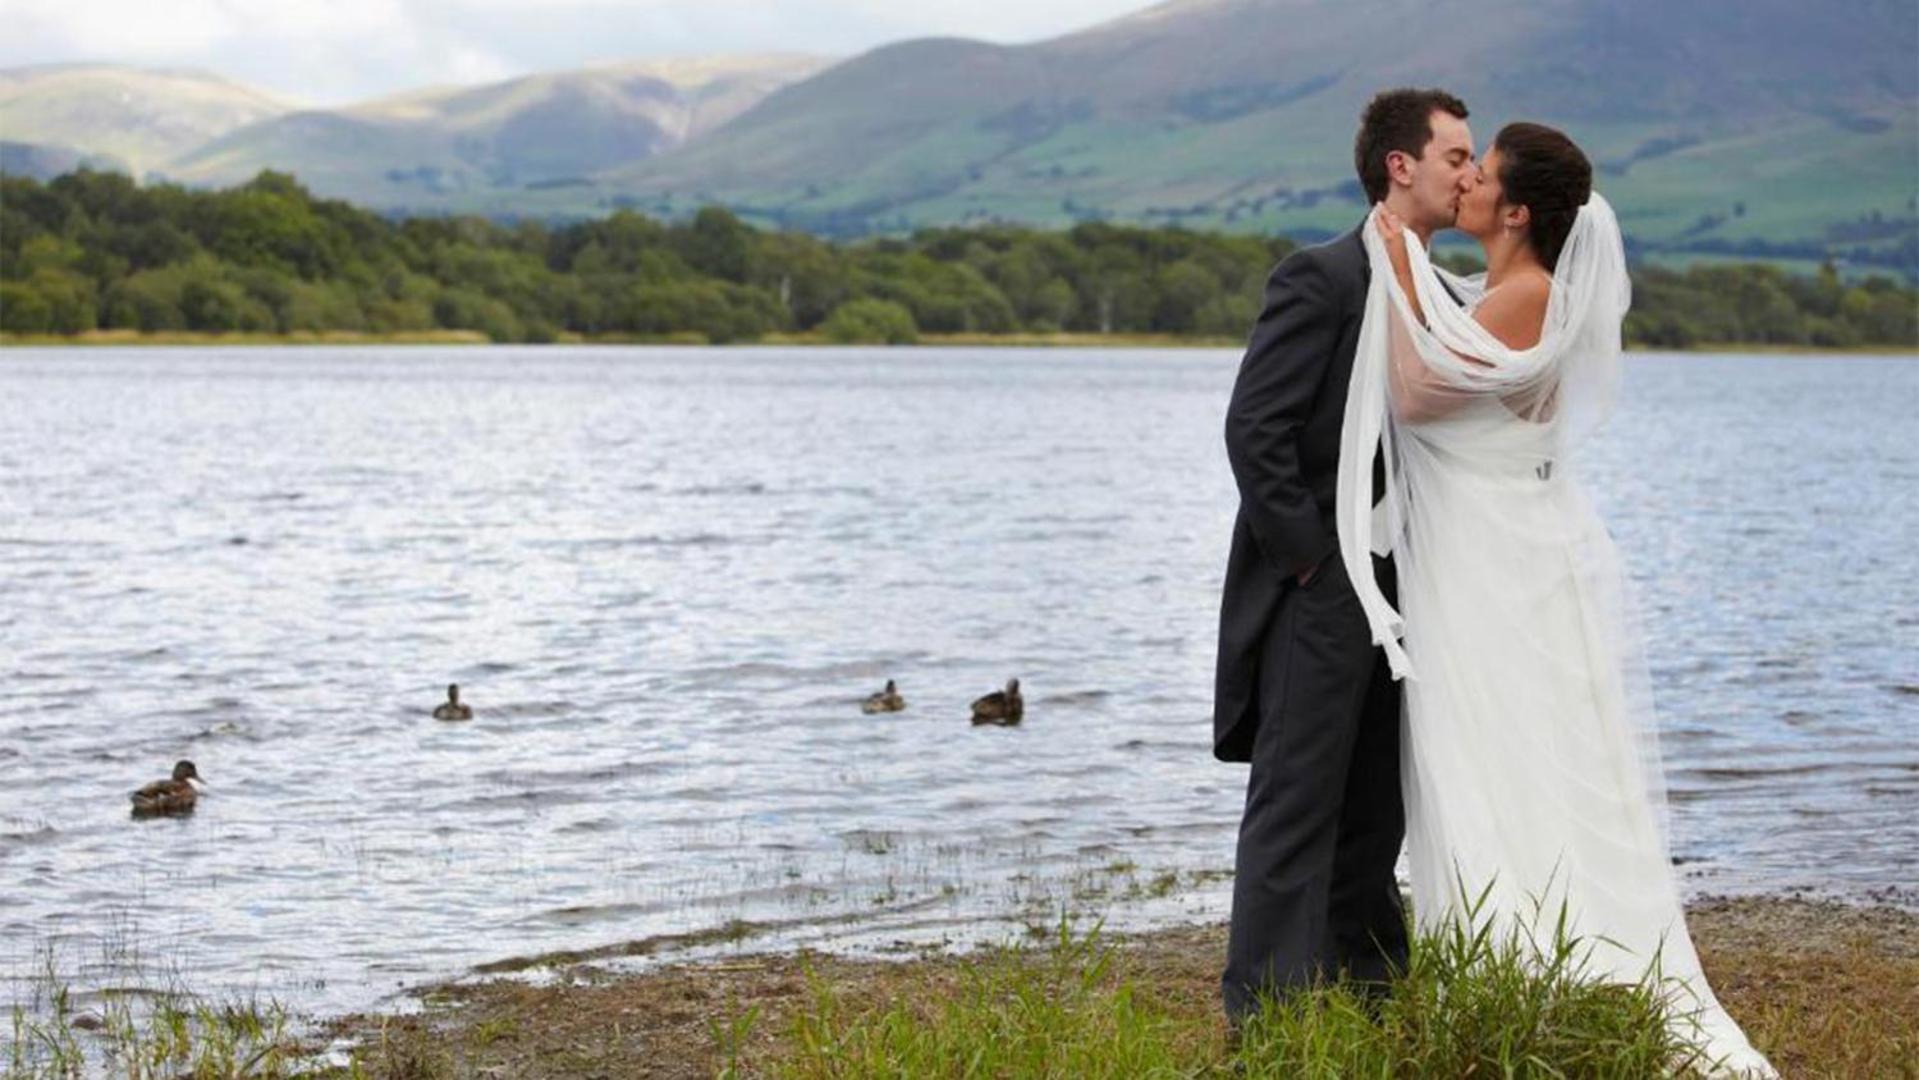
{"left": 1344, "top": 122, "right": 1779, "bottom": 1078}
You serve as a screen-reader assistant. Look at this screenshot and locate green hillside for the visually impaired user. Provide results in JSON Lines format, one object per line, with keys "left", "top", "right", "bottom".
{"left": 0, "top": 139, "right": 129, "bottom": 181}
{"left": 1, "top": 0, "right": 1912, "bottom": 273}
{"left": 571, "top": 0, "right": 1916, "bottom": 269}
{"left": 0, "top": 63, "right": 288, "bottom": 178}
{"left": 161, "top": 55, "right": 831, "bottom": 207}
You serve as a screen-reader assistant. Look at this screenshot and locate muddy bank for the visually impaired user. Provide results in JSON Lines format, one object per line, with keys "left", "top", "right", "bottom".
{"left": 319, "top": 896, "right": 1918, "bottom": 1078}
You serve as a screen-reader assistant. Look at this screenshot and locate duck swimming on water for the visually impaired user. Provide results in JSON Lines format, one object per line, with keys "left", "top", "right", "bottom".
{"left": 432, "top": 683, "right": 473, "bottom": 721}
{"left": 130, "top": 760, "right": 203, "bottom": 817}
{"left": 862, "top": 679, "right": 906, "bottom": 714}
{"left": 970, "top": 679, "right": 1023, "bottom": 726}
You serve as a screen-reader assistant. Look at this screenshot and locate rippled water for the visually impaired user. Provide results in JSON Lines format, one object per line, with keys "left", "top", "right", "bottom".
{"left": 1, "top": 346, "right": 1912, "bottom": 1018}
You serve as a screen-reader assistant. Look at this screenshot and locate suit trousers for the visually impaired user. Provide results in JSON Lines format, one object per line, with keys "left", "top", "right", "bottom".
{"left": 1221, "top": 550, "right": 1408, "bottom": 1020}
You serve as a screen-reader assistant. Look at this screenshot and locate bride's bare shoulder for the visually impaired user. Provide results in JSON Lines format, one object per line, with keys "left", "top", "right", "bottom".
{"left": 1471, "top": 271, "right": 1551, "bottom": 350}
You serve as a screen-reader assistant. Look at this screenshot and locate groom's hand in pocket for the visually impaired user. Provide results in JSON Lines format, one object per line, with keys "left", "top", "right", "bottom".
{"left": 1296, "top": 550, "right": 1331, "bottom": 587}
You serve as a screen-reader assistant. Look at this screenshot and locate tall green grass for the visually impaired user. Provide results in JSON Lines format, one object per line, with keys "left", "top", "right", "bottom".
{"left": 5, "top": 936, "right": 304, "bottom": 1079}
{"left": 768, "top": 882, "right": 1719, "bottom": 1079}
{"left": 779, "top": 918, "right": 1199, "bottom": 1077}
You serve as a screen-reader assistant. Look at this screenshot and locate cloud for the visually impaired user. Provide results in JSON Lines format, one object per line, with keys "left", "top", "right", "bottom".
{"left": 0, "top": 0, "right": 1152, "bottom": 105}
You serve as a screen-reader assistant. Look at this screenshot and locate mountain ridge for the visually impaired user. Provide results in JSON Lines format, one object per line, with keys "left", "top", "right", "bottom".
{"left": 2, "top": 0, "right": 1913, "bottom": 264}
{"left": 163, "top": 53, "right": 833, "bottom": 199}
{"left": 0, "top": 63, "right": 291, "bottom": 177}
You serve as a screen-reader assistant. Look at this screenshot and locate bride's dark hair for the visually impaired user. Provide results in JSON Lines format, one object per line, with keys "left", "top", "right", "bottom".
{"left": 1493, "top": 123, "right": 1592, "bottom": 272}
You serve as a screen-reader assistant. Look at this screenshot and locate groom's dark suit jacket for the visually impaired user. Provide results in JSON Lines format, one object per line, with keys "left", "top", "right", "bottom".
{"left": 1214, "top": 224, "right": 1380, "bottom": 762}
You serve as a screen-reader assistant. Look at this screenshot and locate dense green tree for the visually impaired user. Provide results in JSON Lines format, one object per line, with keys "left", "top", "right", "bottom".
{"left": 674, "top": 206, "right": 755, "bottom": 283}
{"left": 1, "top": 168, "right": 1913, "bottom": 349}
{"left": 112, "top": 219, "right": 202, "bottom": 273}
{"left": 284, "top": 278, "right": 369, "bottom": 333}
{"left": 753, "top": 231, "right": 850, "bottom": 327}
{"left": 103, "top": 271, "right": 186, "bottom": 332}
{"left": 1154, "top": 259, "right": 1222, "bottom": 333}
{"left": 823, "top": 298, "right": 919, "bottom": 344}
{"left": 0, "top": 282, "right": 50, "bottom": 333}
{"left": 365, "top": 297, "right": 436, "bottom": 334}
{"left": 433, "top": 287, "right": 524, "bottom": 343}
{"left": 18, "top": 267, "right": 97, "bottom": 333}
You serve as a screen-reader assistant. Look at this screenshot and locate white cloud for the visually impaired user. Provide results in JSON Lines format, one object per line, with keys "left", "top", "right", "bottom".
{"left": 0, "top": 0, "right": 1154, "bottom": 105}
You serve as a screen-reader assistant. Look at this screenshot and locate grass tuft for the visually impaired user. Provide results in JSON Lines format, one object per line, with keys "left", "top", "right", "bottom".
{"left": 767, "top": 887, "right": 1722, "bottom": 1080}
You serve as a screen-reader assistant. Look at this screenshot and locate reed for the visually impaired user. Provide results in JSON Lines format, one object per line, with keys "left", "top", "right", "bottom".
{"left": 6, "top": 987, "right": 300, "bottom": 1079}
{"left": 4, "top": 934, "right": 303, "bottom": 1079}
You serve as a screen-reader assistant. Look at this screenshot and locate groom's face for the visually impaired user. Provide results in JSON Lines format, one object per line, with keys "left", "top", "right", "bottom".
{"left": 1405, "top": 110, "right": 1477, "bottom": 230}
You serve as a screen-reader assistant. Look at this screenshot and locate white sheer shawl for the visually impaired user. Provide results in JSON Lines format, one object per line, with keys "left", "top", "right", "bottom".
{"left": 1335, "top": 193, "right": 1631, "bottom": 682}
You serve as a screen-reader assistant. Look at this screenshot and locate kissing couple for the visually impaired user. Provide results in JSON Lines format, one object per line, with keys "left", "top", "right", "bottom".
{"left": 1212, "top": 87, "right": 1777, "bottom": 1077}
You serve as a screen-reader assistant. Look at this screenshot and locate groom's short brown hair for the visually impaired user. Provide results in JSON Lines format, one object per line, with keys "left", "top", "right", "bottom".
{"left": 1355, "top": 88, "right": 1470, "bottom": 203}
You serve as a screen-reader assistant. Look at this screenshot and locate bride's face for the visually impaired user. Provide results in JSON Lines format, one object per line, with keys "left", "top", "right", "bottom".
{"left": 1455, "top": 147, "right": 1503, "bottom": 240}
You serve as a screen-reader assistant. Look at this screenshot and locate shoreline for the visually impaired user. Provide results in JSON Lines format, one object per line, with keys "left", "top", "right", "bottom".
{"left": 307, "top": 893, "right": 1912, "bottom": 1077}
{"left": 1, "top": 328, "right": 1913, "bottom": 355}
{"left": 9, "top": 892, "right": 1914, "bottom": 1076}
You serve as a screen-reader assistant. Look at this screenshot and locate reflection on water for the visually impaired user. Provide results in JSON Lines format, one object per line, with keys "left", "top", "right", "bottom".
{"left": 0, "top": 346, "right": 1912, "bottom": 1016}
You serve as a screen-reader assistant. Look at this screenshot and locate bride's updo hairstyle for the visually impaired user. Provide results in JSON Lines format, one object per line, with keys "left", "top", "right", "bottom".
{"left": 1493, "top": 122, "right": 1592, "bottom": 272}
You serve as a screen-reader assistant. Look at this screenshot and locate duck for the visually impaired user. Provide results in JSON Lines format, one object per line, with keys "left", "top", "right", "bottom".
{"left": 970, "top": 678, "right": 1023, "bottom": 726}
{"left": 861, "top": 679, "right": 906, "bottom": 714}
{"left": 432, "top": 683, "right": 473, "bottom": 721}
{"left": 130, "top": 760, "right": 203, "bottom": 817}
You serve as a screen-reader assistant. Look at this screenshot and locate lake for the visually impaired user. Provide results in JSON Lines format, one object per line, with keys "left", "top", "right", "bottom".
{"left": 1, "top": 345, "right": 1912, "bottom": 1019}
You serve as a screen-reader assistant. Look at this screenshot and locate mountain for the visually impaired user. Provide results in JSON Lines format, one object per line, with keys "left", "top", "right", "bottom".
{"left": 574, "top": 0, "right": 1915, "bottom": 255}
{"left": 0, "top": 63, "right": 289, "bottom": 179}
{"left": 0, "top": 139, "right": 129, "bottom": 181}
{"left": 160, "top": 54, "right": 832, "bottom": 207}
{"left": 3, "top": 0, "right": 1912, "bottom": 262}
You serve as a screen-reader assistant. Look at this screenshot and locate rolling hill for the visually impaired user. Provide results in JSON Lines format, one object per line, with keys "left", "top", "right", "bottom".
{"left": 0, "top": 139, "right": 129, "bottom": 181}
{"left": 160, "top": 54, "right": 832, "bottom": 208}
{"left": 2, "top": 0, "right": 1913, "bottom": 265}
{"left": 0, "top": 63, "right": 289, "bottom": 178}
{"left": 575, "top": 0, "right": 1916, "bottom": 256}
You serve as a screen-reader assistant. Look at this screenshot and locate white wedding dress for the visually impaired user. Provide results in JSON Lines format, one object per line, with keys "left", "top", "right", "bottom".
{"left": 1334, "top": 197, "right": 1778, "bottom": 1077}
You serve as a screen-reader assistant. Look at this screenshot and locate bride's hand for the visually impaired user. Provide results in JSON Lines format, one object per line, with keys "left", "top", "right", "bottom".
{"left": 1373, "top": 204, "right": 1425, "bottom": 326}
{"left": 1373, "top": 204, "right": 1414, "bottom": 282}
{"left": 1373, "top": 204, "right": 1408, "bottom": 253}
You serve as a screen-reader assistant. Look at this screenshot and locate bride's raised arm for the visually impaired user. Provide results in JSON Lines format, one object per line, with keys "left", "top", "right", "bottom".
{"left": 1372, "top": 207, "right": 1549, "bottom": 423}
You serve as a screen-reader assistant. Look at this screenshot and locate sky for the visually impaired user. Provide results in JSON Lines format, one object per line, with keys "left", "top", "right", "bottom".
{"left": 0, "top": 0, "right": 1159, "bottom": 106}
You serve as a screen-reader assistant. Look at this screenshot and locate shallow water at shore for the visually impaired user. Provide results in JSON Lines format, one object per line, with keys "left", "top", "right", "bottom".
{"left": 0, "top": 345, "right": 1912, "bottom": 1018}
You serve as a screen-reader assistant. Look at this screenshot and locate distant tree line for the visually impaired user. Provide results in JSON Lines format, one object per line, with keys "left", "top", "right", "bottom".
{"left": 2, "top": 169, "right": 1913, "bottom": 350}
{"left": 1623, "top": 262, "right": 1913, "bottom": 348}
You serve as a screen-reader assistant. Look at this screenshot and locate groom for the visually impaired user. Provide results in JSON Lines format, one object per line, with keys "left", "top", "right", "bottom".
{"left": 1216, "top": 88, "right": 1476, "bottom": 1021}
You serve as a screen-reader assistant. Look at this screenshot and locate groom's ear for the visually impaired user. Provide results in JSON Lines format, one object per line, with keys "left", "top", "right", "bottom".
{"left": 1384, "top": 148, "right": 1416, "bottom": 189}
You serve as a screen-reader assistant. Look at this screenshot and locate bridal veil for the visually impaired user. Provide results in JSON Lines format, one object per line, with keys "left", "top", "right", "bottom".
{"left": 1331, "top": 195, "right": 1778, "bottom": 1076}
